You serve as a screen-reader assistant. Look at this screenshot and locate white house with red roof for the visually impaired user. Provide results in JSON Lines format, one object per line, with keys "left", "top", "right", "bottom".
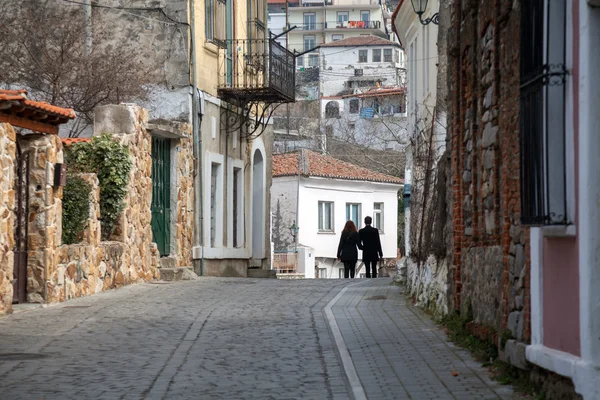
{"left": 271, "top": 149, "right": 403, "bottom": 279}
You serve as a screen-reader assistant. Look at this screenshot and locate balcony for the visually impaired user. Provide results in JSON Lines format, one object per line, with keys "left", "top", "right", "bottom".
{"left": 295, "top": 22, "right": 326, "bottom": 31}
{"left": 289, "top": 0, "right": 379, "bottom": 7}
{"left": 325, "top": 20, "right": 381, "bottom": 29}
{"left": 217, "top": 39, "right": 296, "bottom": 104}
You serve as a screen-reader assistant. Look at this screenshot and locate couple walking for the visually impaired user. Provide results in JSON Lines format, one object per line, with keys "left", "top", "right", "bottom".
{"left": 336, "top": 216, "right": 382, "bottom": 279}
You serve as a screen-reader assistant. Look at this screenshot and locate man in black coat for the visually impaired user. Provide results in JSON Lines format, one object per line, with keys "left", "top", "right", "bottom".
{"left": 358, "top": 216, "right": 383, "bottom": 278}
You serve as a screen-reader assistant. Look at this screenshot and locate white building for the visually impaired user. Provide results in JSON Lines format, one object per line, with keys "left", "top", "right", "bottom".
{"left": 267, "top": 0, "right": 393, "bottom": 68}
{"left": 392, "top": 0, "right": 443, "bottom": 257}
{"left": 271, "top": 149, "right": 403, "bottom": 279}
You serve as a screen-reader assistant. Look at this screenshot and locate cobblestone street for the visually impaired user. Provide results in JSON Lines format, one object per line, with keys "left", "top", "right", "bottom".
{"left": 0, "top": 278, "right": 516, "bottom": 400}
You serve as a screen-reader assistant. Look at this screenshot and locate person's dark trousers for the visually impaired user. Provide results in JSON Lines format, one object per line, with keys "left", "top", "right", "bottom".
{"left": 364, "top": 260, "right": 378, "bottom": 278}
{"left": 344, "top": 262, "right": 356, "bottom": 278}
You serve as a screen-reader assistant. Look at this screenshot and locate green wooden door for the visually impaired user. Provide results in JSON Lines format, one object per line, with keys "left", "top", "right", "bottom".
{"left": 151, "top": 137, "right": 171, "bottom": 256}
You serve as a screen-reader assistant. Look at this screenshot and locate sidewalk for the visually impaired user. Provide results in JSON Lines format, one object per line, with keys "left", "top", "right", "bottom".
{"left": 329, "top": 279, "right": 515, "bottom": 400}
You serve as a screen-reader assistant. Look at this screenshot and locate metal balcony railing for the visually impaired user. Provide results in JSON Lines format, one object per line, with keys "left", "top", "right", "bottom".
{"left": 217, "top": 38, "right": 296, "bottom": 103}
{"left": 326, "top": 20, "right": 381, "bottom": 29}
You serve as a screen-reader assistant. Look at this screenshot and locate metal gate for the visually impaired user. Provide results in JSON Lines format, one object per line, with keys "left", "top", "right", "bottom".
{"left": 13, "top": 147, "right": 29, "bottom": 304}
{"left": 151, "top": 137, "right": 171, "bottom": 256}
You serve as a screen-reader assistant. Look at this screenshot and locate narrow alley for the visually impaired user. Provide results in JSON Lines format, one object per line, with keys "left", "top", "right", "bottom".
{"left": 0, "top": 278, "right": 515, "bottom": 400}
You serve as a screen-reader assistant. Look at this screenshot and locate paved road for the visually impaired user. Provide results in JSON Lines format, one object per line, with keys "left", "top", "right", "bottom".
{"left": 0, "top": 277, "right": 515, "bottom": 400}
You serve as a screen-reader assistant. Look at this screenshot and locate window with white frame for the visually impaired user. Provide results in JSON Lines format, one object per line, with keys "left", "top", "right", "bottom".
{"left": 373, "top": 203, "right": 384, "bottom": 232}
{"left": 372, "top": 49, "right": 381, "bottom": 62}
{"left": 519, "top": 0, "right": 568, "bottom": 225}
{"left": 358, "top": 50, "right": 368, "bottom": 63}
{"left": 304, "top": 35, "right": 315, "bottom": 51}
{"left": 384, "top": 48, "right": 393, "bottom": 63}
{"left": 332, "top": 34, "right": 344, "bottom": 41}
{"left": 303, "top": 12, "right": 316, "bottom": 30}
{"left": 210, "top": 162, "right": 222, "bottom": 247}
{"left": 360, "top": 10, "right": 370, "bottom": 22}
{"left": 346, "top": 203, "right": 361, "bottom": 228}
{"left": 318, "top": 201, "right": 334, "bottom": 231}
{"left": 337, "top": 11, "right": 349, "bottom": 24}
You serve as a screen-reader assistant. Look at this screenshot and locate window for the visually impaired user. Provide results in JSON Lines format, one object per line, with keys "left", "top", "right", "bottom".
{"left": 232, "top": 167, "right": 243, "bottom": 247}
{"left": 349, "top": 99, "right": 359, "bottom": 114}
{"left": 519, "top": 0, "right": 567, "bottom": 225}
{"left": 297, "top": 56, "right": 304, "bottom": 67}
{"left": 332, "top": 34, "right": 344, "bottom": 41}
{"left": 318, "top": 201, "right": 334, "bottom": 231}
{"left": 384, "top": 48, "right": 393, "bottom": 63}
{"left": 210, "top": 162, "right": 223, "bottom": 247}
{"left": 360, "top": 10, "right": 370, "bottom": 22}
{"left": 372, "top": 49, "right": 381, "bottom": 62}
{"left": 303, "top": 13, "right": 316, "bottom": 30}
{"left": 308, "top": 54, "right": 318, "bottom": 67}
{"left": 206, "top": 0, "right": 228, "bottom": 47}
{"left": 255, "top": 0, "right": 266, "bottom": 26}
{"left": 337, "top": 11, "right": 349, "bottom": 24}
{"left": 373, "top": 203, "right": 383, "bottom": 232}
{"left": 325, "top": 101, "right": 340, "bottom": 118}
{"left": 354, "top": 68, "right": 363, "bottom": 76}
{"left": 358, "top": 50, "right": 367, "bottom": 63}
{"left": 303, "top": 35, "right": 315, "bottom": 51}
{"left": 346, "top": 203, "right": 361, "bottom": 228}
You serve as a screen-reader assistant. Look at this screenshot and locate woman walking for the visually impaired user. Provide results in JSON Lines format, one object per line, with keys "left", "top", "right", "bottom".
{"left": 337, "top": 220, "right": 362, "bottom": 278}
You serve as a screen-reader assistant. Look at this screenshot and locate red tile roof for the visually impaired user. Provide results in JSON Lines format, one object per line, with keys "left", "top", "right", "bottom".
{"left": 273, "top": 150, "right": 404, "bottom": 184}
{"left": 61, "top": 138, "right": 91, "bottom": 146}
{"left": 343, "top": 86, "right": 407, "bottom": 99}
{"left": 0, "top": 89, "right": 76, "bottom": 119}
{"left": 320, "top": 35, "right": 400, "bottom": 48}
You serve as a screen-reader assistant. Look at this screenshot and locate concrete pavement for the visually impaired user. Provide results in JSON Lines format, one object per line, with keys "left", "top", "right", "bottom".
{"left": 0, "top": 277, "right": 515, "bottom": 399}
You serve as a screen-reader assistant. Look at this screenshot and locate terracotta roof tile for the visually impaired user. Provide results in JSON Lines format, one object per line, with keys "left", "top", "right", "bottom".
{"left": 321, "top": 35, "right": 400, "bottom": 48}
{"left": 61, "top": 138, "right": 91, "bottom": 146}
{"left": 0, "top": 89, "right": 76, "bottom": 119}
{"left": 273, "top": 150, "right": 404, "bottom": 184}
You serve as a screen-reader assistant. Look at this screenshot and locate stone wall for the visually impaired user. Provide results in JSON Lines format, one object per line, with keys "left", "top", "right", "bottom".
{"left": 174, "top": 130, "right": 194, "bottom": 267}
{"left": 0, "top": 124, "right": 16, "bottom": 315}
{"left": 447, "top": 0, "right": 530, "bottom": 366}
{"left": 18, "top": 134, "right": 64, "bottom": 303}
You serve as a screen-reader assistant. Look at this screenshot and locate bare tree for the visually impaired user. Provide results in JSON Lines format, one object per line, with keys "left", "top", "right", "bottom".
{"left": 0, "top": 0, "right": 157, "bottom": 137}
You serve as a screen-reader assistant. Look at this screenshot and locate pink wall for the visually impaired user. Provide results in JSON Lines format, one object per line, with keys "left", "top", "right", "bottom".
{"left": 543, "top": 238, "right": 580, "bottom": 356}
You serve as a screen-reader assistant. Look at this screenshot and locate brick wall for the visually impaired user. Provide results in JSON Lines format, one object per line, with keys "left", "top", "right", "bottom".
{"left": 448, "top": 0, "right": 530, "bottom": 348}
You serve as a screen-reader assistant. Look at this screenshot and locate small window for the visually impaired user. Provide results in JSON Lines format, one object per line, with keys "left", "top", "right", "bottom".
{"left": 332, "top": 34, "right": 344, "bottom": 41}
{"left": 373, "top": 203, "right": 384, "bottom": 232}
{"left": 358, "top": 50, "right": 368, "bottom": 63}
{"left": 318, "top": 201, "right": 334, "bottom": 231}
{"left": 297, "top": 56, "right": 304, "bottom": 67}
{"left": 325, "top": 101, "right": 340, "bottom": 118}
{"left": 346, "top": 203, "right": 361, "bottom": 228}
{"left": 354, "top": 68, "right": 363, "bottom": 76}
{"left": 384, "top": 48, "right": 393, "bottom": 62}
{"left": 308, "top": 54, "right": 318, "bottom": 67}
{"left": 349, "top": 99, "right": 359, "bottom": 114}
{"left": 372, "top": 49, "right": 381, "bottom": 62}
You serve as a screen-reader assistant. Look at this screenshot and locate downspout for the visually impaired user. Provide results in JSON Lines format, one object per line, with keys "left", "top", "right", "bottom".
{"left": 190, "top": 0, "right": 205, "bottom": 275}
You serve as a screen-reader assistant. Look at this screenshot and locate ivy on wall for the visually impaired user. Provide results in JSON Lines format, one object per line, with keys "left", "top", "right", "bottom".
{"left": 67, "top": 134, "right": 132, "bottom": 240}
{"left": 62, "top": 175, "right": 92, "bottom": 245}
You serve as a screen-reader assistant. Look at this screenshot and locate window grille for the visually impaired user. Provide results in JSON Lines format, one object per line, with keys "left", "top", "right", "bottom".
{"left": 519, "top": 0, "right": 568, "bottom": 225}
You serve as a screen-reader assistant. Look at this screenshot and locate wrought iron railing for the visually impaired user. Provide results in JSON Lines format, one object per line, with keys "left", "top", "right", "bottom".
{"left": 325, "top": 20, "right": 381, "bottom": 29}
{"left": 218, "top": 38, "right": 295, "bottom": 103}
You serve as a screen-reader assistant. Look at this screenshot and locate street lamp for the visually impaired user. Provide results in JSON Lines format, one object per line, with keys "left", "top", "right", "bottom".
{"left": 289, "top": 222, "right": 299, "bottom": 252}
{"left": 410, "top": 0, "right": 439, "bottom": 25}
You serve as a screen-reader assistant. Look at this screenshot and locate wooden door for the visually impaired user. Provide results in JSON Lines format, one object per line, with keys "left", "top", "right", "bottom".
{"left": 151, "top": 137, "right": 171, "bottom": 256}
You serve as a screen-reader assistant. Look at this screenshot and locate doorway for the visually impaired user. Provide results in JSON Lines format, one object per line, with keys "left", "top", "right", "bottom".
{"left": 151, "top": 137, "right": 171, "bottom": 256}
{"left": 13, "top": 146, "right": 29, "bottom": 304}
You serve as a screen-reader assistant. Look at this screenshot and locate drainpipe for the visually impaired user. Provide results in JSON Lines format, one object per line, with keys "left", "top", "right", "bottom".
{"left": 190, "top": 0, "right": 205, "bottom": 276}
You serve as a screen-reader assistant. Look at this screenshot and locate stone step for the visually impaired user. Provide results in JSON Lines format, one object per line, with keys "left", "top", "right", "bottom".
{"left": 159, "top": 257, "right": 178, "bottom": 269}
{"left": 159, "top": 267, "right": 198, "bottom": 281}
{"left": 247, "top": 269, "right": 277, "bottom": 279}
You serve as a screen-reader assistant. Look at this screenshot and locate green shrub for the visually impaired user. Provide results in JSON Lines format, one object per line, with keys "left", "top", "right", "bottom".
{"left": 62, "top": 176, "right": 92, "bottom": 245}
{"left": 67, "top": 134, "right": 132, "bottom": 240}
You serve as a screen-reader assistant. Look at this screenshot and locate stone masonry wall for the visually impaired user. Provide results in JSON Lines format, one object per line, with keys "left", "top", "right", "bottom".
{"left": 18, "top": 134, "right": 64, "bottom": 303}
{"left": 448, "top": 0, "right": 530, "bottom": 365}
{"left": 0, "top": 124, "right": 16, "bottom": 315}
{"left": 175, "top": 130, "right": 194, "bottom": 267}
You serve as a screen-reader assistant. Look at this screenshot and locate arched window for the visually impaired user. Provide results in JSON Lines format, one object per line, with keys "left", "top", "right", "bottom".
{"left": 325, "top": 101, "right": 340, "bottom": 119}
{"left": 349, "top": 99, "right": 359, "bottom": 114}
